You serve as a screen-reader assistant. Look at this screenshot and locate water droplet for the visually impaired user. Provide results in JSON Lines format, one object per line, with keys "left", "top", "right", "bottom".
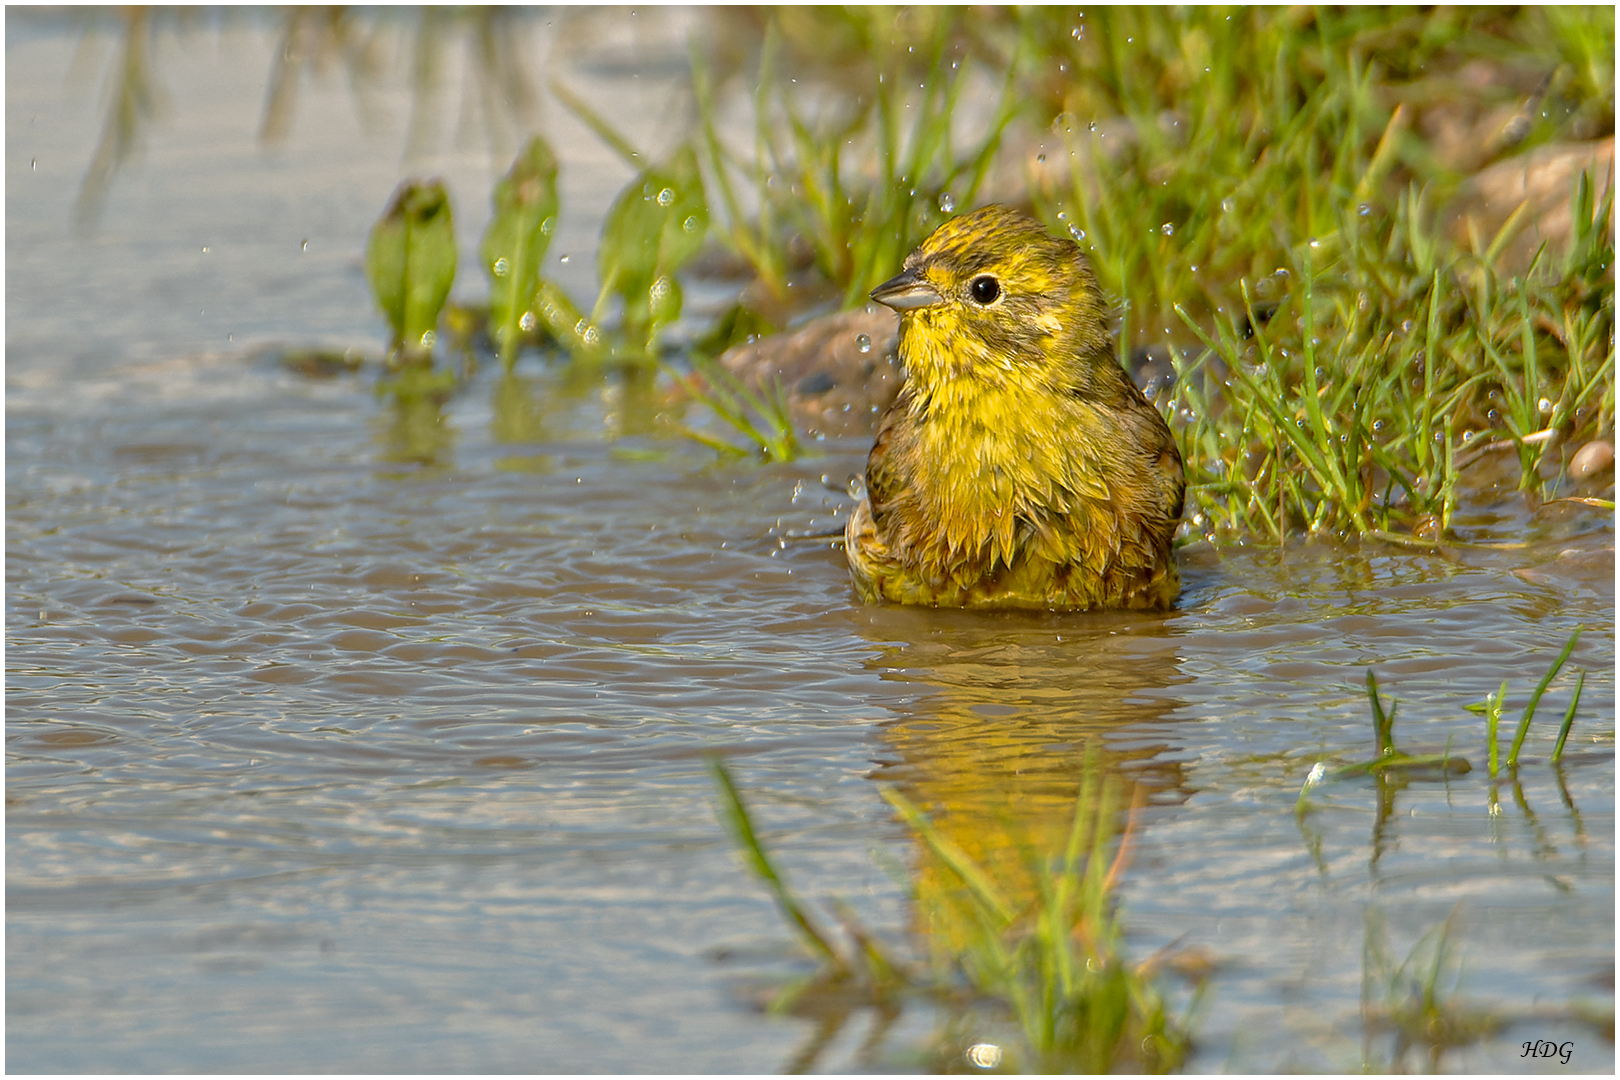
{"left": 1358, "top": 203, "right": 1372, "bottom": 216}
{"left": 1190, "top": 264, "right": 1198, "bottom": 272}
{"left": 1036, "top": 153, "right": 1046, "bottom": 163}
{"left": 1057, "top": 211, "right": 1067, "bottom": 221}
{"left": 300, "top": 239, "right": 308, "bottom": 252}
{"left": 1088, "top": 121, "right": 1097, "bottom": 132}
{"left": 1161, "top": 222, "right": 1174, "bottom": 236}
{"left": 559, "top": 254, "right": 571, "bottom": 263}
{"left": 201, "top": 246, "right": 210, "bottom": 253}
{"left": 1461, "top": 429, "right": 1474, "bottom": 441}
{"left": 1309, "top": 238, "right": 1320, "bottom": 248}
{"left": 1538, "top": 397, "right": 1553, "bottom": 414}
{"left": 493, "top": 257, "right": 510, "bottom": 277}
{"left": 1400, "top": 319, "right": 1414, "bottom": 333}
{"left": 938, "top": 192, "right": 955, "bottom": 213}
{"left": 420, "top": 330, "right": 436, "bottom": 348}
{"left": 683, "top": 215, "right": 700, "bottom": 233}
{"left": 966, "top": 1043, "right": 1003, "bottom": 1070}
{"left": 657, "top": 187, "right": 675, "bottom": 206}
{"left": 1068, "top": 224, "right": 1086, "bottom": 242}
{"left": 1221, "top": 197, "right": 1236, "bottom": 214}
{"left": 855, "top": 334, "right": 872, "bottom": 353}
{"left": 541, "top": 216, "right": 556, "bottom": 235}
{"left": 520, "top": 311, "right": 536, "bottom": 332}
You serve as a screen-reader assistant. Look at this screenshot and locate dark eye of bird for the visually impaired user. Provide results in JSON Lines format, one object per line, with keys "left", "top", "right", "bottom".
{"left": 969, "top": 275, "right": 1000, "bottom": 305}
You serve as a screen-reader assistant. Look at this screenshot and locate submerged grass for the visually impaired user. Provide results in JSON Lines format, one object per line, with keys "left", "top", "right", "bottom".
{"left": 1297, "top": 629, "right": 1591, "bottom": 815}
{"left": 708, "top": 754, "right": 1195, "bottom": 1073}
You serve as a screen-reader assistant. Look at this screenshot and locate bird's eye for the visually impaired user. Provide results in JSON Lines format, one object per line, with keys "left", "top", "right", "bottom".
{"left": 969, "top": 275, "right": 1001, "bottom": 305}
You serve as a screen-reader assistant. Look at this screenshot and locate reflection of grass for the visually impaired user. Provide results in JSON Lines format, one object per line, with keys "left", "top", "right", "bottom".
{"left": 709, "top": 755, "right": 1195, "bottom": 1073}
{"left": 1361, "top": 906, "right": 1501, "bottom": 1072}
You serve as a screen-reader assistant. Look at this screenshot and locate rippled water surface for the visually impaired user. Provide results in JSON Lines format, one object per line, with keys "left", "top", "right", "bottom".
{"left": 7, "top": 13, "right": 1614, "bottom": 1073}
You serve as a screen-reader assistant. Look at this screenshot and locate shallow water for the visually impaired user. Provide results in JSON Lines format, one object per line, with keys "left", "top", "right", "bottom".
{"left": 7, "top": 12, "right": 1615, "bottom": 1073}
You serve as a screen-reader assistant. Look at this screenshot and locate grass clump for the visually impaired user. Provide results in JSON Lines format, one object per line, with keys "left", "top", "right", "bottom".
{"left": 695, "top": 9, "right": 1023, "bottom": 313}
{"left": 709, "top": 754, "right": 1195, "bottom": 1073}
{"left": 698, "top": 7, "right": 1614, "bottom": 535}
{"left": 1469, "top": 627, "right": 1586, "bottom": 775}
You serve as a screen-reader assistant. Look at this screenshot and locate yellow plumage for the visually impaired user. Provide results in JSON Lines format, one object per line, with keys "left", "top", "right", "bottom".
{"left": 845, "top": 205, "right": 1185, "bottom": 610}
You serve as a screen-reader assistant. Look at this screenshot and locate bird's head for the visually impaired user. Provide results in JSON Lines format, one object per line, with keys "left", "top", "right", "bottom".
{"left": 871, "top": 205, "right": 1116, "bottom": 398}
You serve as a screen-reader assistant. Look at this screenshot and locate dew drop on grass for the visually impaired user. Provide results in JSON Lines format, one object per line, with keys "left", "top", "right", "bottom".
{"left": 1036, "top": 153, "right": 1046, "bottom": 163}
{"left": 1069, "top": 225, "right": 1086, "bottom": 241}
{"left": 1539, "top": 397, "right": 1553, "bottom": 414}
{"left": 855, "top": 334, "right": 872, "bottom": 353}
{"left": 1358, "top": 203, "right": 1372, "bottom": 216}
{"left": 559, "top": 254, "right": 571, "bottom": 263}
{"left": 1161, "top": 222, "right": 1174, "bottom": 236}
{"left": 493, "top": 257, "right": 510, "bottom": 277}
{"left": 1400, "top": 319, "right": 1414, "bottom": 333}
{"left": 520, "top": 311, "right": 536, "bottom": 332}
{"left": 1222, "top": 197, "right": 1236, "bottom": 214}
{"left": 657, "top": 188, "right": 675, "bottom": 206}
{"left": 938, "top": 192, "right": 955, "bottom": 213}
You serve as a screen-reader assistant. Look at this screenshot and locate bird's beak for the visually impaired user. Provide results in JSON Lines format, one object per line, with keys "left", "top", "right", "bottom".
{"left": 870, "top": 267, "right": 944, "bottom": 311}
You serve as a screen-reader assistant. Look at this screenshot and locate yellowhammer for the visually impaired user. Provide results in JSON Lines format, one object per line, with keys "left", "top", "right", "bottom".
{"left": 845, "top": 204, "right": 1185, "bottom": 610}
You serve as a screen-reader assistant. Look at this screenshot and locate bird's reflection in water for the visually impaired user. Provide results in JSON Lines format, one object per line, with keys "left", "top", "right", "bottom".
{"left": 851, "top": 602, "right": 1193, "bottom": 954}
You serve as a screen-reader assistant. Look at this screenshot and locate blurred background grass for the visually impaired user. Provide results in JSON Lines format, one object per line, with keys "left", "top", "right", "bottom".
{"left": 70, "top": 5, "right": 1615, "bottom": 541}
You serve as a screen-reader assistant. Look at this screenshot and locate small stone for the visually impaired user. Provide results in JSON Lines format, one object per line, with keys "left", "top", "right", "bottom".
{"left": 1567, "top": 439, "right": 1615, "bottom": 480}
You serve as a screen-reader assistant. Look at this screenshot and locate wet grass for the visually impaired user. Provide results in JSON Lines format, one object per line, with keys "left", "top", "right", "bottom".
{"left": 82, "top": 8, "right": 1601, "bottom": 500}
{"left": 708, "top": 755, "right": 1196, "bottom": 1073}
{"left": 1298, "top": 629, "right": 1591, "bottom": 816}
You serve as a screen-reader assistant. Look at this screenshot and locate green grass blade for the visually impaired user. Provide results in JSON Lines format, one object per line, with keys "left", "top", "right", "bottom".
{"left": 708, "top": 758, "right": 845, "bottom": 969}
{"left": 1507, "top": 628, "right": 1582, "bottom": 770}
{"left": 1366, "top": 669, "right": 1396, "bottom": 757}
{"left": 1485, "top": 681, "right": 1507, "bottom": 778}
{"left": 879, "top": 787, "right": 1015, "bottom": 927}
{"left": 1550, "top": 669, "right": 1586, "bottom": 767}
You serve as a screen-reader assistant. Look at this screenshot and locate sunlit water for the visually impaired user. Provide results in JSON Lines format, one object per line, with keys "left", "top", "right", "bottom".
{"left": 8, "top": 13, "right": 1614, "bottom": 1073}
